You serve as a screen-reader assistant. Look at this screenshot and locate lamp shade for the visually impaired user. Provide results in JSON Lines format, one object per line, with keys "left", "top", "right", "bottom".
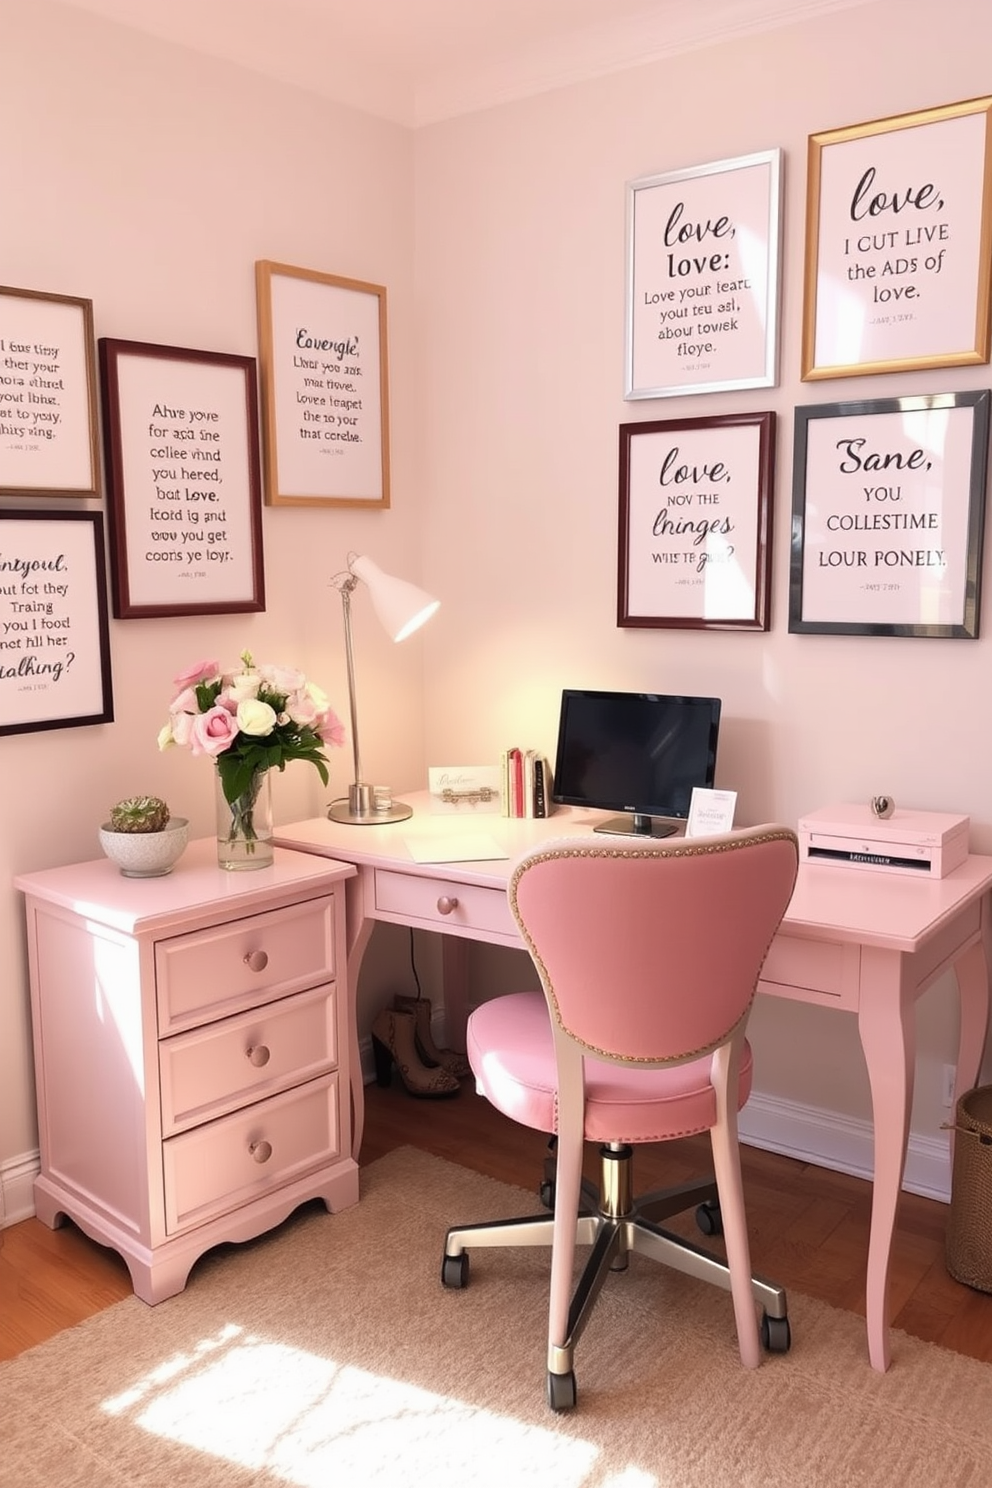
{"left": 350, "top": 554, "right": 440, "bottom": 642}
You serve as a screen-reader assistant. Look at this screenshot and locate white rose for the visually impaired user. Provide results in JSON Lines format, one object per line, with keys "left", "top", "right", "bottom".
{"left": 227, "top": 669, "right": 261, "bottom": 703}
{"left": 237, "top": 698, "right": 277, "bottom": 737}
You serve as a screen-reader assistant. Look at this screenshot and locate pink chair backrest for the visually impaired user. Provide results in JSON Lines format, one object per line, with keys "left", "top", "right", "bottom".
{"left": 508, "top": 827, "right": 799, "bottom": 1065}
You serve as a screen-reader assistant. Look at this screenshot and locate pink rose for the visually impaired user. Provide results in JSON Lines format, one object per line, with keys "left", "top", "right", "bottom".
{"left": 215, "top": 688, "right": 240, "bottom": 715}
{"left": 286, "top": 693, "right": 320, "bottom": 727}
{"left": 261, "top": 663, "right": 305, "bottom": 694}
{"left": 189, "top": 705, "right": 239, "bottom": 757}
{"left": 173, "top": 660, "right": 219, "bottom": 691}
{"left": 316, "top": 707, "right": 346, "bottom": 749}
{"left": 169, "top": 685, "right": 200, "bottom": 715}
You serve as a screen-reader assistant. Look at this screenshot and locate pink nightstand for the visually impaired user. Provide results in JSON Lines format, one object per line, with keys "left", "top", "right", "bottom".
{"left": 16, "top": 838, "right": 358, "bottom": 1304}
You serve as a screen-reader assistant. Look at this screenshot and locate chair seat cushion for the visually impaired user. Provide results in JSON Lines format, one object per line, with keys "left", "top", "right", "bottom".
{"left": 466, "top": 991, "right": 753, "bottom": 1144}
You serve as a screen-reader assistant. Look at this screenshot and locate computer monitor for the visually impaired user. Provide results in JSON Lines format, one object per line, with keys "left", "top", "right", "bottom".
{"left": 551, "top": 689, "right": 721, "bottom": 838}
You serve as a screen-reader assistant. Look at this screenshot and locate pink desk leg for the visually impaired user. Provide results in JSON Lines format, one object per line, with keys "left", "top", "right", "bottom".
{"left": 857, "top": 945, "right": 914, "bottom": 1373}
{"left": 344, "top": 876, "right": 375, "bottom": 1162}
{"left": 950, "top": 939, "right": 991, "bottom": 1155}
{"left": 441, "top": 935, "right": 471, "bottom": 1053}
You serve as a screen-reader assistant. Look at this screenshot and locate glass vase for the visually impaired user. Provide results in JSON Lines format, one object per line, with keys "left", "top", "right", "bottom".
{"left": 215, "top": 767, "right": 274, "bottom": 870}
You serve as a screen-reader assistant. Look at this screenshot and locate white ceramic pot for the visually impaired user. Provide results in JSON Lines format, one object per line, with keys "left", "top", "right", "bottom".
{"left": 98, "top": 817, "right": 190, "bottom": 877}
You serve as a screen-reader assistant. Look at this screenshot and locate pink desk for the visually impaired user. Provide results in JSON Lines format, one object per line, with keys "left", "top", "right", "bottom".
{"left": 275, "top": 798, "right": 992, "bottom": 1372}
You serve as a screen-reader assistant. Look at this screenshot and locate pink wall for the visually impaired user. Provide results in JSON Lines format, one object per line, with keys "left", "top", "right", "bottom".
{"left": 413, "top": 0, "right": 992, "bottom": 1164}
{"left": 0, "top": 0, "right": 425, "bottom": 1173}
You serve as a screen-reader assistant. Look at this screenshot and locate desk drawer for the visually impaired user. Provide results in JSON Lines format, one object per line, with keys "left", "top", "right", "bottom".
{"left": 159, "top": 984, "right": 338, "bottom": 1136}
{"left": 759, "top": 935, "right": 861, "bottom": 1010}
{"left": 162, "top": 1072, "right": 340, "bottom": 1234}
{"left": 156, "top": 896, "right": 338, "bottom": 1035}
{"left": 373, "top": 869, "right": 515, "bottom": 939}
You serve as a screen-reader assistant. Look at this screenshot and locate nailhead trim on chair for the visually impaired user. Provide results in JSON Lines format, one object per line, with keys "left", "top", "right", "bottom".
{"left": 508, "top": 827, "right": 799, "bottom": 1067}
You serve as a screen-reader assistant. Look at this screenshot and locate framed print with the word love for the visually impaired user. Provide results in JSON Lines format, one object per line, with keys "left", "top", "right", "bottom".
{"left": 802, "top": 96, "right": 992, "bottom": 379}
{"left": 625, "top": 150, "right": 782, "bottom": 400}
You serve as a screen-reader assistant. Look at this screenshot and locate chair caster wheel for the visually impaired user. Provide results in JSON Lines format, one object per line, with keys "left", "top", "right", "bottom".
{"left": 539, "top": 1179, "right": 555, "bottom": 1210}
{"left": 441, "top": 1252, "right": 469, "bottom": 1288}
{"left": 547, "top": 1369, "right": 577, "bottom": 1411}
{"left": 760, "top": 1312, "right": 791, "bottom": 1352}
{"left": 695, "top": 1200, "right": 723, "bottom": 1236}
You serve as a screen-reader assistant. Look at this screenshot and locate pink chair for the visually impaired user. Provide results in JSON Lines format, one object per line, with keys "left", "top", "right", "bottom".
{"left": 441, "top": 825, "right": 800, "bottom": 1411}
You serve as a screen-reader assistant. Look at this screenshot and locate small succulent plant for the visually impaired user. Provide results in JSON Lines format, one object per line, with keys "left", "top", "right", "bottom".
{"left": 108, "top": 796, "right": 171, "bottom": 834}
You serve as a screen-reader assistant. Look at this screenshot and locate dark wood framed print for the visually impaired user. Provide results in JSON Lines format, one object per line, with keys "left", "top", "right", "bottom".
{"left": 0, "top": 509, "right": 114, "bottom": 735}
{"left": 0, "top": 285, "right": 100, "bottom": 496}
{"left": 618, "top": 411, "right": 775, "bottom": 631}
{"left": 255, "top": 260, "right": 390, "bottom": 508}
{"left": 98, "top": 339, "right": 265, "bottom": 619}
{"left": 625, "top": 149, "right": 782, "bottom": 400}
{"left": 789, "top": 391, "right": 990, "bottom": 638}
{"left": 802, "top": 96, "right": 992, "bottom": 380}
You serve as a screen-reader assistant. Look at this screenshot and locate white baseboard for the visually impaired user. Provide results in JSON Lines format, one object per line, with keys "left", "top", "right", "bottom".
{"left": 363, "top": 1031, "right": 952, "bottom": 1204}
{"left": 0, "top": 1150, "right": 40, "bottom": 1227}
{"left": 737, "top": 1091, "right": 951, "bottom": 1204}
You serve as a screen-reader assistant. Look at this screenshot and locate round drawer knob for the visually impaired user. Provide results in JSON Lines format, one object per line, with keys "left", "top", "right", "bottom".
{"left": 249, "top": 1139, "right": 272, "bottom": 1164}
{"left": 246, "top": 1044, "right": 271, "bottom": 1068}
{"left": 244, "top": 949, "right": 269, "bottom": 973}
{"left": 437, "top": 896, "right": 459, "bottom": 915}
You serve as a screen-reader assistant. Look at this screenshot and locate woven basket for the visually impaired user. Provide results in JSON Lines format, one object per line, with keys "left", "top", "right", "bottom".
{"left": 946, "top": 1084, "right": 992, "bottom": 1293}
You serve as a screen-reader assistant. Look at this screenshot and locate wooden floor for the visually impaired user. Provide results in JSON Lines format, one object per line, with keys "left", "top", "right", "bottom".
{"left": 3, "top": 1080, "right": 991, "bottom": 1364}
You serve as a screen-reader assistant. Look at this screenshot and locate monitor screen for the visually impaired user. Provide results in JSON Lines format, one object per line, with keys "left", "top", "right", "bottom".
{"left": 551, "top": 689, "right": 721, "bottom": 838}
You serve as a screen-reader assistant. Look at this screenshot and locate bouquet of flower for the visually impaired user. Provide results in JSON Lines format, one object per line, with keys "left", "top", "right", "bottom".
{"left": 159, "top": 651, "right": 345, "bottom": 844}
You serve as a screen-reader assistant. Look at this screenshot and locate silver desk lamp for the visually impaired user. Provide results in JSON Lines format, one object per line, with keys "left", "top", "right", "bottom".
{"left": 328, "top": 553, "right": 440, "bottom": 825}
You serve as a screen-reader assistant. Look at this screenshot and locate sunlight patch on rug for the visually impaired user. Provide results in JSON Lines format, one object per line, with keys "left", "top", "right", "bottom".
{"left": 98, "top": 1323, "right": 653, "bottom": 1487}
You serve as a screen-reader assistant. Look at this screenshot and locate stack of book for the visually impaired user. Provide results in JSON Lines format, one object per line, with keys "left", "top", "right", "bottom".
{"left": 500, "top": 748, "right": 553, "bottom": 817}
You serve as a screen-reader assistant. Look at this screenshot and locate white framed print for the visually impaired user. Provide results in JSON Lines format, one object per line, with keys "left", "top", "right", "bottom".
{"left": 625, "top": 149, "right": 782, "bottom": 400}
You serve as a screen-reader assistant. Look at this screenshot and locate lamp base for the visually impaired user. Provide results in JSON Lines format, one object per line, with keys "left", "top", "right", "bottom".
{"left": 327, "top": 798, "right": 414, "bottom": 825}
{"left": 327, "top": 783, "right": 413, "bottom": 825}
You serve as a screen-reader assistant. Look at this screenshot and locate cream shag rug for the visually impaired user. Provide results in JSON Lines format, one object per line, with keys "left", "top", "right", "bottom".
{"left": 4, "top": 1148, "right": 992, "bottom": 1487}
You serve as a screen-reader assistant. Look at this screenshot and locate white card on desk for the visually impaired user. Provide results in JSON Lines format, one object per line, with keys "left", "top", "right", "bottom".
{"left": 404, "top": 833, "right": 509, "bottom": 864}
{"left": 686, "top": 788, "right": 737, "bottom": 838}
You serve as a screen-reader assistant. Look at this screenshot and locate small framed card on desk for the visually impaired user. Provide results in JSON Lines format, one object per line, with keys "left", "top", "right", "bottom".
{"left": 428, "top": 766, "right": 502, "bottom": 814}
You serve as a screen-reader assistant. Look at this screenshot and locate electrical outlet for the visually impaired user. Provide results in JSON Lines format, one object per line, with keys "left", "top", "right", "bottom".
{"left": 942, "top": 1063, "right": 956, "bottom": 1108}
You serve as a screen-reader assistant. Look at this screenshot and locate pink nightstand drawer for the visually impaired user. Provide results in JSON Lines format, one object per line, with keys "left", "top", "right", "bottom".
{"left": 156, "top": 896, "right": 338, "bottom": 1035}
{"left": 163, "top": 1072, "right": 341, "bottom": 1234}
{"left": 159, "top": 984, "right": 338, "bottom": 1136}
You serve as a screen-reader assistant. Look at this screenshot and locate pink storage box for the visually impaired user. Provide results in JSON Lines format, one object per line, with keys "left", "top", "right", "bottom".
{"left": 798, "top": 803, "right": 969, "bottom": 879}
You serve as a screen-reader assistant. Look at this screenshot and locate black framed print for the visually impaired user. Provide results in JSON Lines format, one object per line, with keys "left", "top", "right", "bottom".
{"left": 618, "top": 411, "right": 775, "bottom": 631}
{"left": 99, "top": 338, "right": 265, "bottom": 619}
{"left": 789, "top": 391, "right": 990, "bottom": 637}
{"left": 0, "top": 509, "right": 114, "bottom": 735}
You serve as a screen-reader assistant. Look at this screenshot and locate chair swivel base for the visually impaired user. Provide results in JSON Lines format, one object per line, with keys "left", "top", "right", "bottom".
{"left": 440, "top": 1141, "right": 791, "bottom": 1411}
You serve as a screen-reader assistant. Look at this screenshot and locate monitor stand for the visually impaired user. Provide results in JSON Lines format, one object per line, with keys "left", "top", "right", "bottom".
{"left": 593, "top": 813, "right": 678, "bottom": 839}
